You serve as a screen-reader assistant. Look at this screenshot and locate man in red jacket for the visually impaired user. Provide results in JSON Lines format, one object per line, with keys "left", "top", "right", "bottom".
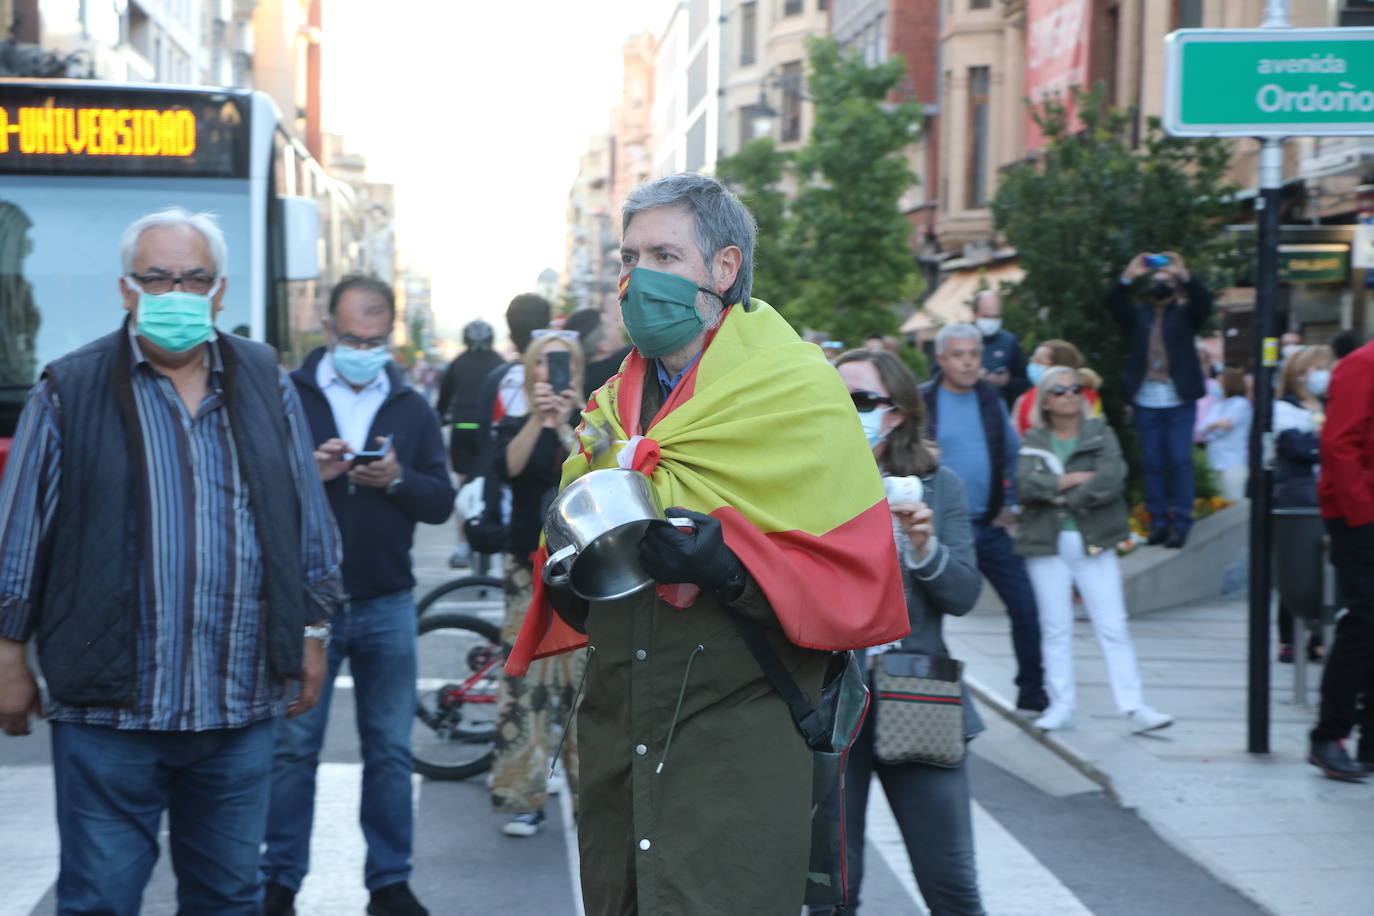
{"left": 1314, "top": 339, "right": 1374, "bottom": 781}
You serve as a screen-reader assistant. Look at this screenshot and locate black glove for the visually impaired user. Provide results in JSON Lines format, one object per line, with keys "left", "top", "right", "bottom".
{"left": 637, "top": 507, "right": 746, "bottom": 598}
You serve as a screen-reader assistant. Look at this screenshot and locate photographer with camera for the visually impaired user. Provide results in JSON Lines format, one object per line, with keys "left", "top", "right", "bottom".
{"left": 1106, "top": 252, "right": 1214, "bottom": 549}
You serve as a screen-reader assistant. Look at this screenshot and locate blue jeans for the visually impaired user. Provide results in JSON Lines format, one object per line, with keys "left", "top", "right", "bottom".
{"left": 1134, "top": 403, "right": 1197, "bottom": 533}
{"left": 973, "top": 523, "right": 1045, "bottom": 701}
{"left": 50, "top": 719, "right": 275, "bottom": 915}
{"left": 262, "top": 590, "right": 418, "bottom": 892}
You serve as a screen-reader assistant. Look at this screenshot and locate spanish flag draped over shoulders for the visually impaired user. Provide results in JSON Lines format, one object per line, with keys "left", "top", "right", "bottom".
{"left": 506, "top": 299, "right": 909, "bottom": 675}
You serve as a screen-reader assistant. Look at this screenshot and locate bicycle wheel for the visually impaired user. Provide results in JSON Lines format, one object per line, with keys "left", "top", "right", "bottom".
{"left": 417, "top": 575, "right": 506, "bottom": 618}
{"left": 413, "top": 612, "right": 505, "bottom": 780}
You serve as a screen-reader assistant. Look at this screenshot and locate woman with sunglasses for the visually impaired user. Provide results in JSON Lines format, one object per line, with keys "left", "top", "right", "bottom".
{"left": 1014, "top": 367, "right": 1174, "bottom": 733}
{"left": 816, "top": 349, "right": 985, "bottom": 916}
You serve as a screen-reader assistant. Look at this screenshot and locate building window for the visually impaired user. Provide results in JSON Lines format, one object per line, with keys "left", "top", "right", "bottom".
{"left": 739, "top": 108, "right": 758, "bottom": 146}
{"left": 971, "top": 0, "right": 991, "bottom": 8}
{"left": 966, "top": 66, "right": 990, "bottom": 208}
{"left": 1175, "top": 0, "right": 1203, "bottom": 29}
{"left": 783, "top": 0, "right": 803, "bottom": 16}
{"left": 740, "top": 2, "right": 757, "bottom": 67}
{"left": 688, "top": 47, "right": 708, "bottom": 111}
{"left": 781, "top": 60, "right": 803, "bottom": 142}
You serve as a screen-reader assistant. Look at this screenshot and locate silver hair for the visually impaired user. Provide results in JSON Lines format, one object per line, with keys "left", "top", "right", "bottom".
{"left": 1030, "top": 365, "right": 1089, "bottom": 428}
{"left": 935, "top": 322, "right": 981, "bottom": 355}
{"left": 120, "top": 207, "right": 227, "bottom": 277}
{"left": 622, "top": 173, "right": 756, "bottom": 306}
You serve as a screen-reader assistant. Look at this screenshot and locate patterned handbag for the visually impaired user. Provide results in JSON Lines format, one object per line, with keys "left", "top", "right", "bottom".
{"left": 873, "top": 652, "right": 967, "bottom": 768}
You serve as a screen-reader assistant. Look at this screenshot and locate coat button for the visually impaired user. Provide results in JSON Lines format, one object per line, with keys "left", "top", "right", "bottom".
{"left": 634, "top": 649, "right": 647, "bottom": 661}
{"left": 635, "top": 743, "right": 647, "bottom": 756}
{"left": 639, "top": 838, "right": 651, "bottom": 851}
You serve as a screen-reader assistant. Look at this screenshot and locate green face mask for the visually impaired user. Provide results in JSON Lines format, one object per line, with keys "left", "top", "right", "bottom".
{"left": 134, "top": 281, "right": 220, "bottom": 353}
{"left": 618, "top": 267, "right": 721, "bottom": 358}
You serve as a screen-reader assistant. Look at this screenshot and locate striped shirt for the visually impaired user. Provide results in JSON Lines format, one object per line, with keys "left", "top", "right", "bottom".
{"left": 0, "top": 332, "right": 343, "bottom": 731}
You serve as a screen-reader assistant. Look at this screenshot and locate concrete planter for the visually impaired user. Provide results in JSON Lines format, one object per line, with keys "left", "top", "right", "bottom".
{"left": 1119, "top": 501, "right": 1250, "bottom": 616}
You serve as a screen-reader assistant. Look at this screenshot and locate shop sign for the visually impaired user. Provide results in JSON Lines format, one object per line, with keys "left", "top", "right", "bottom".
{"left": 1279, "top": 244, "right": 1348, "bottom": 283}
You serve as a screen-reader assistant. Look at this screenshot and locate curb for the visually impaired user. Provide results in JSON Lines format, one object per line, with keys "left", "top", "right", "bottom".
{"left": 964, "top": 674, "right": 1120, "bottom": 804}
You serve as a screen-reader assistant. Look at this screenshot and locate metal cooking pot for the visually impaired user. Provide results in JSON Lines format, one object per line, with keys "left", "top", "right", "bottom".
{"left": 542, "top": 468, "right": 693, "bottom": 601}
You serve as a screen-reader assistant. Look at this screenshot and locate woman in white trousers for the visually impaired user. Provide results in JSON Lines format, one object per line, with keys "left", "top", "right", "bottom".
{"left": 1013, "top": 366, "right": 1174, "bottom": 734}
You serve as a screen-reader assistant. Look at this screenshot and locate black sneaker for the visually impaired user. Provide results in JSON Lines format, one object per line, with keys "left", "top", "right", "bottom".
{"left": 1164, "top": 528, "right": 1188, "bottom": 549}
{"left": 367, "top": 882, "right": 430, "bottom": 916}
{"left": 1146, "top": 527, "right": 1170, "bottom": 546}
{"left": 261, "top": 881, "right": 296, "bottom": 916}
{"left": 1308, "top": 739, "right": 1373, "bottom": 782}
{"left": 1015, "top": 693, "right": 1049, "bottom": 714}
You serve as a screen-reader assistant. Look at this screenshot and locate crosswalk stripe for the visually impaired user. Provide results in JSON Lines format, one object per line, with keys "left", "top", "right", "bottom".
{"left": 0, "top": 766, "right": 58, "bottom": 916}
{"left": 863, "top": 776, "right": 1092, "bottom": 915}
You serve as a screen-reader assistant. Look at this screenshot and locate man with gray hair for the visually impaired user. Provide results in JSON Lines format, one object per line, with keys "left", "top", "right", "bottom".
{"left": 508, "top": 172, "right": 909, "bottom": 914}
{"left": 922, "top": 322, "right": 1048, "bottom": 713}
{"left": 0, "top": 207, "right": 342, "bottom": 913}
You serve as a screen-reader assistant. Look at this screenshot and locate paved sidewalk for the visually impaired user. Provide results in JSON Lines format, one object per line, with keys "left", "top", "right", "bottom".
{"left": 944, "top": 592, "right": 1374, "bottom": 916}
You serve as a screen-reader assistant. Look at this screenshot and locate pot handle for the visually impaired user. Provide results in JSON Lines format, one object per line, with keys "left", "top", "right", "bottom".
{"left": 665, "top": 516, "right": 698, "bottom": 531}
{"left": 543, "top": 544, "right": 578, "bottom": 588}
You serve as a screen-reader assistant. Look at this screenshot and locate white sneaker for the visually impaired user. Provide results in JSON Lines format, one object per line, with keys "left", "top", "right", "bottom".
{"left": 1127, "top": 706, "right": 1174, "bottom": 734}
{"left": 501, "top": 809, "right": 546, "bottom": 837}
{"left": 1034, "top": 706, "right": 1074, "bottom": 731}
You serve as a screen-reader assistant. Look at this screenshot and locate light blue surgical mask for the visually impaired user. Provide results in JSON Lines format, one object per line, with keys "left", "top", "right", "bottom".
{"left": 332, "top": 343, "right": 392, "bottom": 385}
{"left": 1027, "top": 363, "right": 1047, "bottom": 385}
{"left": 133, "top": 281, "right": 220, "bottom": 353}
{"left": 858, "top": 406, "right": 892, "bottom": 449}
{"left": 1305, "top": 369, "right": 1331, "bottom": 398}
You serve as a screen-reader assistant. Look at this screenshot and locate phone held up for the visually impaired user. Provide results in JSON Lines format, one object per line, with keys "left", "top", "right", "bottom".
{"left": 546, "top": 350, "right": 571, "bottom": 396}
{"left": 352, "top": 434, "right": 394, "bottom": 466}
{"left": 1143, "top": 253, "right": 1170, "bottom": 269}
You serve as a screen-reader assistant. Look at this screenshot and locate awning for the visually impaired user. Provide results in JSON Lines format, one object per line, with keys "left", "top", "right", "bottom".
{"left": 901, "top": 263, "right": 1026, "bottom": 335}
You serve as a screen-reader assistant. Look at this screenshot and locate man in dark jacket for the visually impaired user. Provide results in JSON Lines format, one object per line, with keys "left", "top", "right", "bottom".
{"left": 922, "top": 323, "right": 1048, "bottom": 713}
{"left": 0, "top": 208, "right": 342, "bottom": 914}
{"left": 973, "top": 290, "right": 1030, "bottom": 407}
{"left": 261, "top": 276, "right": 454, "bottom": 916}
{"left": 436, "top": 318, "right": 504, "bottom": 479}
{"left": 1106, "top": 252, "right": 1213, "bottom": 548}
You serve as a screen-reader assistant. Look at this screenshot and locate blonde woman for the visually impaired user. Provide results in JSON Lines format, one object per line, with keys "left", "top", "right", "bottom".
{"left": 1013, "top": 366, "right": 1174, "bottom": 734}
{"left": 490, "top": 331, "right": 585, "bottom": 836}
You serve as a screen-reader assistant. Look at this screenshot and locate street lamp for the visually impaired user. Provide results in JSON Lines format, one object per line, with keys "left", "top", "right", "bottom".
{"left": 742, "top": 91, "right": 778, "bottom": 140}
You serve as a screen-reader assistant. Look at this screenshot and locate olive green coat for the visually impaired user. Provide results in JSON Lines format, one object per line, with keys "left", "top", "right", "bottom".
{"left": 1013, "top": 418, "right": 1132, "bottom": 556}
{"left": 569, "top": 364, "right": 830, "bottom": 916}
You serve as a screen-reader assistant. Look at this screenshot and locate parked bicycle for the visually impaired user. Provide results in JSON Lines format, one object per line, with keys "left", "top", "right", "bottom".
{"left": 412, "top": 572, "right": 508, "bottom": 780}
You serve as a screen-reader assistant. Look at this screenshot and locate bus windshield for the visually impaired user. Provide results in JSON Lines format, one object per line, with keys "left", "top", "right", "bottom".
{"left": 0, "top": 176, "right": 252, "bottom": 436}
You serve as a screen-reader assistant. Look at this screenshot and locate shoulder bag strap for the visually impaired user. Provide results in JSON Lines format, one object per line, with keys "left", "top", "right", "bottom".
{"left": 726, "top": 612, "right": 829, "bottom": 750}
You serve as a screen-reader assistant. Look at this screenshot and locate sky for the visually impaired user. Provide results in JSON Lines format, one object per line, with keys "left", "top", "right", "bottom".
{"left": 322, "top": 1, "right": 676, "bottom": 344}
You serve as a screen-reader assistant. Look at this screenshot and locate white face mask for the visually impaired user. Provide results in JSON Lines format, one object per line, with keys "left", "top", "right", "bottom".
{"left": 1281, "top": 344, "right": 1303, "bottom": 361}
{"left": 1305, "top": 369, "right": 1331, "bottom": 398}
{"left": 858, "top": 406, "right": 892, "bottom": 449}
{"left": 975, "top": 317, "right": 1002, "bottom": 337}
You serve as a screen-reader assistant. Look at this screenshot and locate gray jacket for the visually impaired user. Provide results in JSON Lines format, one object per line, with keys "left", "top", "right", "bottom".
{"left": 888, "top": 464, "right": 985, "bottom": 738}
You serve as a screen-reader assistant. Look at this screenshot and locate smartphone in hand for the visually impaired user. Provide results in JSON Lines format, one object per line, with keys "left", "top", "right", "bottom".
{"left": 547, "top": 350, "right": 571, "bottom": 395}
{"left": 352, "top": 434, "right": 393, "bottom": 466}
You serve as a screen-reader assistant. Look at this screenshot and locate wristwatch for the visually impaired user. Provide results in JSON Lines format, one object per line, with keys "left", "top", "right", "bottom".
{"left": 303, "top": 623, "right": 331, "bottom": 648}
{"left": 385, "top": 468, "right": 404, "bottom": 495}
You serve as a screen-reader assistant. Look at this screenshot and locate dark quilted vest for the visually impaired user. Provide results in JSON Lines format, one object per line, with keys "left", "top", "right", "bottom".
{"left": 37, "top": 327, "right": 307, "bottom": 707}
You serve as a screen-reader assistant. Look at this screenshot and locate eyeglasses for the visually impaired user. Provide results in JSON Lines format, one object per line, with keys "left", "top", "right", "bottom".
{"left": 1048, "top": 384, "right": 1084, "bottom": 396}
{"left": 337, "top": 334, "right": 390, "bottom": 350}
{"left": 531, "top": 329, "right": 580, "bottom": 342}
{"left": 129, "top": 271, "right": 217, "bottom": 295}
{"left": 850, "top": 390, "right": 894, "bottom": 412}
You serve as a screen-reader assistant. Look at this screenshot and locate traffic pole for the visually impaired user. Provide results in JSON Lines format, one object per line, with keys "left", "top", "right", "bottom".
{"left": 1247, "top": 138, "right": 1282, "bottom": 755}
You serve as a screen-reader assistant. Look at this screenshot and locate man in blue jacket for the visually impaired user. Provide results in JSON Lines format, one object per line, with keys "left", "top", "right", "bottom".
{"left": 261, "top": 276, "right": 454, "bottom": 916}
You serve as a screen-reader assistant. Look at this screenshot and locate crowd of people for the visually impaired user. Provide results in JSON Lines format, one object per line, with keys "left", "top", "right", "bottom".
{"left": 0, "top": 173, "right": 1371, "bottom": 916}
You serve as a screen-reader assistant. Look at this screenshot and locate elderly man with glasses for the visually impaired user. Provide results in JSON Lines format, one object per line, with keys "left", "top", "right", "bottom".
{"left": 0, "top": 206, "right": 343, "bottom": 913}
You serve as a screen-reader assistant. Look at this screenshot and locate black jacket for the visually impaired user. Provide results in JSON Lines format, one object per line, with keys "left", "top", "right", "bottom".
{"left": 292, "top": 348, "right": 454, "bottom": 601}
{"left": 39, "top": 328, "right": 308, "bottom": 706}
{"left": 1105, "top": 277, "right": 1214, "bottom": 402}
{"left": 920, "top": 376, "right": 1011, "bottom": 525}
{"left": 981, "top": 328, "right": 1030, "bottom": 406}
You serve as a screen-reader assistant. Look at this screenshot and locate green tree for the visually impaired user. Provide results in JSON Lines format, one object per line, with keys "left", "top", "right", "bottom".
{"left": 992, "top": 86, "right": 1244, "bottom": 432}
{"left": 785, "top": 38, "right": 923, "bottom": 346}
{"left": 715, "top": 138, "right": 801, "bottom": 312}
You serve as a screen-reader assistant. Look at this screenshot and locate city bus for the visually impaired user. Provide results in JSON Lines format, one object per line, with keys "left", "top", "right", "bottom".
{"left": 0, "top": 79, "right": 366, "bottom": 473}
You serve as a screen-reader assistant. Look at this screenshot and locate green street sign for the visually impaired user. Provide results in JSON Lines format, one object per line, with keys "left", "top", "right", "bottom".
{"left": 1164, "top": 28, "right": 1374, "bottom": 137}
{"left": 1278, "top": 244, "right": 1348, "bottom": 283}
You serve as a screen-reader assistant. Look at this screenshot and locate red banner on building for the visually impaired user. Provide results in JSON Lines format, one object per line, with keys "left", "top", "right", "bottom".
{"left": 1025, "top": 0, "right": 1091, "bottom": 150}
